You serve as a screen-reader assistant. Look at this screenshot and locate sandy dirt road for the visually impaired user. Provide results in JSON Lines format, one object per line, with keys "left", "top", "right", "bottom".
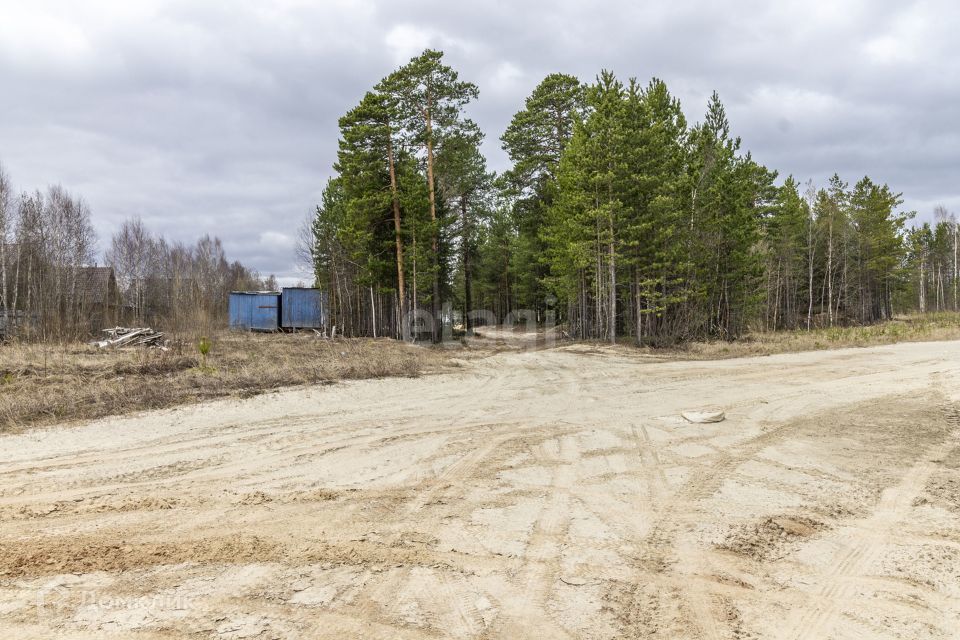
{"left": 1, "top": 338, "right": 960, "bottom": 639}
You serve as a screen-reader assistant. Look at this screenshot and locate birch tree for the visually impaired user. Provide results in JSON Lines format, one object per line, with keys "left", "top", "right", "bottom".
{"left": 0, "top": 163, "right": 12, "bottom": 322}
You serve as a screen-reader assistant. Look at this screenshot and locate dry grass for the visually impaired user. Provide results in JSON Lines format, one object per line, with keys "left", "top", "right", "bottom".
{"left": 546, "top": 312, "right": 960, "bottom": 362}
{"left": 0, "top": 332, "right": 454, "bottom": 432}
{"left": 681, "top": 312, "right": 960, "bottom": 359}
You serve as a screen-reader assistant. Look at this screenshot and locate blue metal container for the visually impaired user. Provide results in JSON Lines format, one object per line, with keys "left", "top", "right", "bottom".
{"left": 281, "top": 288, "right": 327, "bottom": 329}
{"left": 228, "top": 292, "right": 280, "bottom": 331}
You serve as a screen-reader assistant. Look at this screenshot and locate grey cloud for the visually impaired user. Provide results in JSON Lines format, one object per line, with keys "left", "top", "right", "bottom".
{"left": 1, "top": 0, "right": 958, "bottom": 284}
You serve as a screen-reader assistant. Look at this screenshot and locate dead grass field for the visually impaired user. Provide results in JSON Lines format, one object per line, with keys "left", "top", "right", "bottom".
{"left": 682, "top": 312, "right": 960, "bottom": 359}
{"left": 0, "top": 332, "right": 453, "bottom": 432}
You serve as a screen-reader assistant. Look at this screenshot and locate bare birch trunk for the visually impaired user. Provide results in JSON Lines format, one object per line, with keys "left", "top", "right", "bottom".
{"left": 919, "top": 259, "right": 926, "bottom": 313}
{"left": 772, "top": 259, "right": 782, "bottom": 331}
{"left": 0, "top": 229, "right": 7, "bottom": 322}
{"left": 807, "top": 225, "right": 814, "bottom": 330}
{"left": 954, "top": 223, "right": 958, "bottom": 311}
{"left": 461, "top": 195, "right": 472, "bottom": 332}
{"left": 370, "top": 286, "right": 377, "bottom": 338}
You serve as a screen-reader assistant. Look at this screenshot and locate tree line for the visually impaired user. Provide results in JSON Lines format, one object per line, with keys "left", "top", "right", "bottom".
{"left": 104, "top": 218, "right": 268, "bottom": 335}
{"left": 309, "top": 49, "right": 943, "bottom": 343}
{"left": 906, "top": 206, "right": 959, "bottom": 314}
{"left": 0, "top": 162, "right": 268, "bottom": 339}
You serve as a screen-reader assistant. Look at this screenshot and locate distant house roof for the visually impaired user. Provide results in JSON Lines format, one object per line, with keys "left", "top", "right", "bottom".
{"left": 0, "top": 243, "right": 21, "bottom": 258}
{"left": 74, "top": 266, "right": 117, "bottom": 306}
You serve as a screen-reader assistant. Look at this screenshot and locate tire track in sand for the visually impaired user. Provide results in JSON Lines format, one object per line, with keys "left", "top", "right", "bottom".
{"left": 502, "top": 434, "right": 578, "bottom": 639}
{"left": 633, "top": 420, "right": 724, "bottom": 640}
{"left": 617, "top": 404, "right": 816, "bottom": 639}
{"left": 783, "top": 405, "right": 960, "bottom": 640}
{"left": 346, "top": 425, "right": 576, "bottom": 637}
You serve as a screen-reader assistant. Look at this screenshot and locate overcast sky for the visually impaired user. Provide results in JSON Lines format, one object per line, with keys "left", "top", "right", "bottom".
{"left": 1, "top": 0, "right": 957, "bottom": 284}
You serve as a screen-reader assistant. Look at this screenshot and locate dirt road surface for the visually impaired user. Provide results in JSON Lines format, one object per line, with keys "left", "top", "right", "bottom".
{"left": 2, "top": 338, "right": 960, "bottom": 639}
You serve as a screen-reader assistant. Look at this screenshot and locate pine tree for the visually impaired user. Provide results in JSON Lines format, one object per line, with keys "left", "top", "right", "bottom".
{"left": 379, "top": 50, "right": 479, "bottom": 340}
{"left": 763, "top": 177, "right": 808, "bottom": 330}
{"left": 686, "top": 92, "right": 776, "bottom": 338}
{"left": 848, "top": 177, "right": 910, "bottom": 321}
{"left": 544, "top": 71, "right": 627, "bottom": 340}
{"left": 310, "top": 59, "right": 937, "bottom": 343}
{"left": 435, "top": 126, "right": 492, "bottom": 332}
{"left": 620, "top": 78, "right": 688, "bottom": 343}
{"left": 501, "top": 73, "right": 586, "bottom": 317}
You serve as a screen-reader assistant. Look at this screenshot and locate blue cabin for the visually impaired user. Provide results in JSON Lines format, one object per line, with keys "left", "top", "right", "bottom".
{"left": 228, "top": 292, "right": 281, "bottom": 331}
{"left": 281, "top": 287, "right": 327, "bottom": 330}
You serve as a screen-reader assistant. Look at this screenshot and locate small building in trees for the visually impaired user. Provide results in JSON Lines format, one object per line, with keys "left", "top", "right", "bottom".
{"left": 0, "top": 310, "right": 35, "bottom": 340}
{"left": 72, "top": 266, "right": 120, "bottom": 332}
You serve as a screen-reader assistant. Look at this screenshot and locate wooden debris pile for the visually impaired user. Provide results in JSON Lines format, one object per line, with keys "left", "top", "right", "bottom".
{"left": 94, "top": 327, "right": 168, "bottom": 350}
